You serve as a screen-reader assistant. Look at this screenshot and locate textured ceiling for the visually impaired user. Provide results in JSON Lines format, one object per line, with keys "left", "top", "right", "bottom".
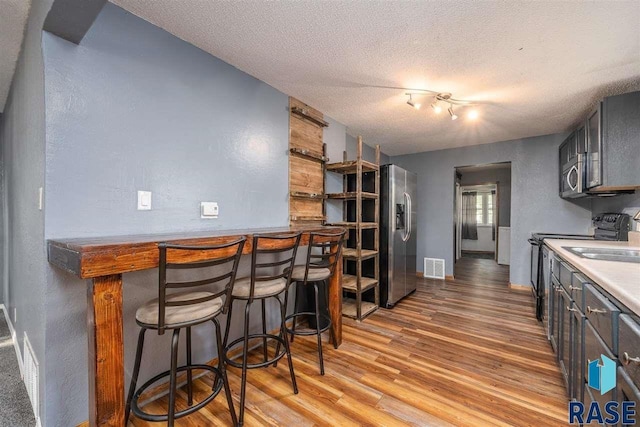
{"left": 111, "top": 0, "right": 640, "bottom": 156}
{"left": 0, "top": 0, "right": 31, "bottom": 112}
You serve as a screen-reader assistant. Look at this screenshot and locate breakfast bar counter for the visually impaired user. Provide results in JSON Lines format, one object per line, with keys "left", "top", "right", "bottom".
{"left": 47, "top": 225, "right": 345, "bottom": 427}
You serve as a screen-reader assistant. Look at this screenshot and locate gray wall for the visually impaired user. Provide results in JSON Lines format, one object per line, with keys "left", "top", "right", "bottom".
{"left": 42, "top": 4, "right": 288, "bottom": 425}
{"left": 324, "top": 116, "right": 346, "bottom": 223}
{"left": 40, "top": 4, "right": 347, "bottom": 425}
{"left": 0, "top": 0, "right": 53, "bottom": 423}
{"left": 459, "top": 167, "right": 511, "bottom": 227}
{"left": 346, "top": 133, "right": 391, "bottom": 165}
{"left": 391, "top": 133, "right": 593, "bottom": 285}
{"left": 592, "top": 191, "right": 640, "bottom": 228}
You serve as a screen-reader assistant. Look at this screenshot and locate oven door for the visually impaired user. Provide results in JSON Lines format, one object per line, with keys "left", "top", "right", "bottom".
{"left": 529, "top": 238, "right": 540, "bottom": 290}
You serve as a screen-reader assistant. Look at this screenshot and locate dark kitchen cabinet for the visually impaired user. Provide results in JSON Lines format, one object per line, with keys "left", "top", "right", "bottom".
{"left": 558, "top": 287, "right": 573, "bottom": 396}
{"left": 586, "top": 91, "right": 640, "bottom": 193}
{"left": 570, "top": 302, "right": 585, "bottom": 402}
{"left": 551, "top": 277, "right": 563, "bottom": 357}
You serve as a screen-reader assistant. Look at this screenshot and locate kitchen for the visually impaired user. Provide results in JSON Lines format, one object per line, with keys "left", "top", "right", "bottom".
{"left": 0, "top": 1, "right": 639, "bottom": 426}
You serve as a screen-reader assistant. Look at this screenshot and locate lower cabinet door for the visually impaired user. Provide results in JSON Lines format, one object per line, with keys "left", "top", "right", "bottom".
{"left": 585, "top": 320, "right": 617, "bottom": 406}
{"left": 618, "top": 367, "right": 640, "bottom": 427}
{"left": 559, "top": 287, "right": 573, "bottom": 396}
{"left": 550, "top": 277, "right": 558, "bottom": 352}
{"left": 571, "top": 305, "right": 585, "bottom": 402}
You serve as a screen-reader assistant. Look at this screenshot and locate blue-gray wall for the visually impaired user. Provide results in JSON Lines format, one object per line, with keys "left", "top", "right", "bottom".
{"left": 391, "top": 133, "right": 594, "bottom": 285}
{"left": 346, "top": 133, "right": 391, "bottom": 165}
{"left": 40, "top": 4, "right": 347, "bottom": 425}
{"left": 0, "top": 0, "right": 53, "bottom": 424}
{"left": 592, "top": 191, "right": 640, "bottom": 221}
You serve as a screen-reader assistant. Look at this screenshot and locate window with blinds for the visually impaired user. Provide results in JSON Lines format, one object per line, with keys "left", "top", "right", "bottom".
{"left": 475, "top": 191, "right": 494, "bottom": 226}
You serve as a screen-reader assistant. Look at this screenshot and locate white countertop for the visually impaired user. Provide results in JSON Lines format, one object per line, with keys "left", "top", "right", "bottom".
{"left": 545, "top": 239, "right": 640, "bottom": 315}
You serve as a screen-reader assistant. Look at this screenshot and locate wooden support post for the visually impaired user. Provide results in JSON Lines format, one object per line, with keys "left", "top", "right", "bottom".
{"left": 88, "top": 274, "right": 125, "bottom": 427}
{"left": 356, "top": 136, "right": 363, "bottom": 320}
{"left": 329, "top": 249, "right": 343, "bottom": 346}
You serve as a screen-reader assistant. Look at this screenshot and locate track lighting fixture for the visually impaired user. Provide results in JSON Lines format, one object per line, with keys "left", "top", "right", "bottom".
{"left": 406, "top": 94, "right": 421, "bottom": 110}
{"left": 405, "top": 91, "right": 477, "bottom": 122}
{"left": 448, "top": 106, "right": 458, "bottom": 120}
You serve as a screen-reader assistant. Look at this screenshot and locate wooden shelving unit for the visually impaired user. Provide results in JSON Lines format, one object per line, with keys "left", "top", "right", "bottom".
{"left": 326, "top": 136, "right": 380, "bottom": 321}
{"left": 288, "top": 98, "right": 328, "bottom": 227}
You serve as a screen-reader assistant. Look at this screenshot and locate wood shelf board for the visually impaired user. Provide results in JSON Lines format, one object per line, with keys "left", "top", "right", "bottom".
{"left": 342, "top": 274, "right": 378, "bottom": 293}
{"left": 289, "top": 148, "right": 327, "bottom": 163}
{"left": 327, "top": 222, "right": 378, "bottom": 229}
{"left": 290, "top": 215, "right": 326, "bottom": 221}
{"left": 342, "top": 248, "right": 378, "bottom": 260}
{"left": 326, "top": 160, "right": 378, "bottom": 174}
{"left": 290, "top": 106, "right": 329, "bottom": 128}
{"left": 326, "top": 192, "right": 378, "bottom": 200}
{"left": 290, "top": 191, "right": 326, "bottom": 199}
{"left": 342, "top": 298, "right": 378, "bottom": 319}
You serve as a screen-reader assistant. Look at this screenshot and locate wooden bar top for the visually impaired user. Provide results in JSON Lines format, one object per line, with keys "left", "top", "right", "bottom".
{"left": 48, "top": 225, "right": 345, "bottom": 279}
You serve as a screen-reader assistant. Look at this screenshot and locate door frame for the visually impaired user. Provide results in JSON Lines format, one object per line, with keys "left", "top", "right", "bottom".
{"left": 457, "top": 182, "right": 498, "bottom": 255}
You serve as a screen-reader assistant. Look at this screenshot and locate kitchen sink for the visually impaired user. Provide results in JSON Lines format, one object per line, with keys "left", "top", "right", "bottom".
{"left": 563, "top": 246, "right": 640, "bottom": 263}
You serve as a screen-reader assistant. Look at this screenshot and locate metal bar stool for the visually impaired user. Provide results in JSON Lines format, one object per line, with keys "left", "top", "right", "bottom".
{"left": 278, "top": 230, "right": 346, "bottom": 375}
{"left": 125, "top": 237, "right": 246, "bottom": 427}
{"left": 222, "top": 232, "right": 301, "bottom": 426}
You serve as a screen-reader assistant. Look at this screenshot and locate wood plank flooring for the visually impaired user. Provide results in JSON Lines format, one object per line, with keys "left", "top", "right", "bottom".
{"left": 131, "top": 258, "right": 569, "bottom": 426}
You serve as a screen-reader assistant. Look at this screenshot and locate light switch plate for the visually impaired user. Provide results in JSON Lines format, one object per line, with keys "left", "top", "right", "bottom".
{"left": 201, "top": 202, "right": 219, "bottom": 219}
{"left": 137, "top": 191, "right": 152, "bottom": 210}
{"left": 38, "top": 187, "right": 43, "bottom": 210}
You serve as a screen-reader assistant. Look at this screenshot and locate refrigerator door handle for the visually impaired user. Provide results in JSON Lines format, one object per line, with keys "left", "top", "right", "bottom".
{"left": 403, "top": 192, "right": 411, "bottom": 242}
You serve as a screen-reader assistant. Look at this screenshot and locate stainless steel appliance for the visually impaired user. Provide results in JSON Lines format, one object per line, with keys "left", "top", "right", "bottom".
{"left": 559, "top": 131, "right": 586, "bottom": 198}
{"left": 380, "top": 165, "right": 417, "bottom": 308}
{"left": 529, "top": 233, "right": 594, "bottom": 323}
{"left": 529, "top": 212, "right": 631, "bottom": 325}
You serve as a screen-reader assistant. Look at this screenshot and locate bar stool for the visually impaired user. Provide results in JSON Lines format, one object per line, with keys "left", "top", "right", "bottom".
{"left": 125, "top": 237, "right": 246, "bottom": 427}
{"left": 223, "top": 232, "right": 301, "bottom": 426}
{"left": 279, "top": 230, "right": 346, "bottom": 375}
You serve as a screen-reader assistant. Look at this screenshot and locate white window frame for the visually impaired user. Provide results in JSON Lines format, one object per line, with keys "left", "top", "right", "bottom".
{"left": 475, "top": 191, "right": 494, "bottom": 226}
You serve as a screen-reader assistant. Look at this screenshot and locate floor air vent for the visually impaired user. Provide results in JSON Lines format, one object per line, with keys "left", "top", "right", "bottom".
{"left": 23, "top": 333, "right": 40, "bottom": 423}
{"left": 423, "top": 258, "right": 445, "bottom": 279}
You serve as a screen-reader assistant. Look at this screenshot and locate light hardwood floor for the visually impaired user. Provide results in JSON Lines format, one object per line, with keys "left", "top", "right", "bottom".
{"left": 131, "top": 257, "right": 569, "bottom": 426}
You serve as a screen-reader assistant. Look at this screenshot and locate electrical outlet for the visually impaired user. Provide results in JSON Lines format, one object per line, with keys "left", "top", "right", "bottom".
{"left": 200, "top": 202, "right": 219, "bottom": 219}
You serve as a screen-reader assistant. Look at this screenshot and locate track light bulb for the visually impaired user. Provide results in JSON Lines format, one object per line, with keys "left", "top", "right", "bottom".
{"left": 467, "top": 109, "right": 479, "bottom": 120}
{"left": 407, "top": 94, "right": 421, "bottom": 110}
{"left": 448, "top": 106, "right": 458, "bottom": 120}
{"left": 431, "top": 102, "right": 442, "bottom": 114}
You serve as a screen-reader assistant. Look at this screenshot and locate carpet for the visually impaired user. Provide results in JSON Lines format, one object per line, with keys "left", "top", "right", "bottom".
{"left": 0, "top": 311, "right": 37, "bottom": 427}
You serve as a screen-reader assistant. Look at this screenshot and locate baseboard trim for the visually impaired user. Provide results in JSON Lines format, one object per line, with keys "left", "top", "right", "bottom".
{"left": 509, "top": 282, "right": 531, "bottom": 292}
{"left": 0, "top": 304, "right": 24, "bottom": 376}
{"left": 416, "top": 272, "right": 454, "bottom": 280}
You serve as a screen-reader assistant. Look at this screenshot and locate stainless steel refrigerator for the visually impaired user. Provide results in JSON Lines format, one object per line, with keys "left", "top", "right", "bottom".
{"left": 380, "top": 165, "right": 417, "bottom": 308}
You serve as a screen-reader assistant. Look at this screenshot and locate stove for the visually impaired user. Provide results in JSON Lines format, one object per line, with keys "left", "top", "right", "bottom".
{"left": 529, "top": 212, "right": 631, "bottom": 323}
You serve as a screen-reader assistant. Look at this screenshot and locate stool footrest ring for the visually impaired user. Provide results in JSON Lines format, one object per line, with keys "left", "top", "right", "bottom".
{"left": 285, "top": 312, "right": 332, "bottom": 335}
{"left": 131, "top": 364, "right": 223, "bottom": 422}
{"left": 224, "top": 333, "right": 289, "bottom": 369}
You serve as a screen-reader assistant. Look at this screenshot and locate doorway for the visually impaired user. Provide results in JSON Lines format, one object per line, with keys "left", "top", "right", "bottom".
{"left": 454, "top": 162, "right": 512, "bottom": 277}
